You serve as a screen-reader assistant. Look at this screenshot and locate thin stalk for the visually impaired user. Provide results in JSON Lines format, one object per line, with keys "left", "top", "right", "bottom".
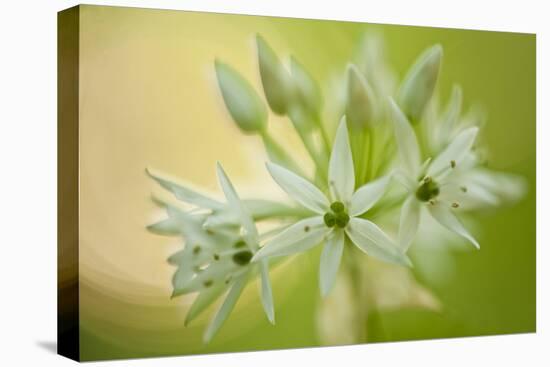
{"left": 288, "top": 114, "right": 328, "bottom": 187}
{"left": 260, "top": 130, "right": 306, "bottom": 177}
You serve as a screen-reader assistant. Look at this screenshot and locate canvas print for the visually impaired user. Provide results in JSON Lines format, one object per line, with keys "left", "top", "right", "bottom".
{"left": 57, "top": 5, "right": 536, "bottom": 361}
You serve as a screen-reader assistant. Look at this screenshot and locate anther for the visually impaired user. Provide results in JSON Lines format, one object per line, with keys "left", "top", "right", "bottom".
{"left": 429, "top": 199, "right": 436, "bottom": 205}
{"left": 304, "top": 225, "right": 310, "bottom": 232}
{"left": 193, "top": 245, "right": 201, "bottom": 255}
{"left": 451, "top": 202, "right": 460, "bottom": 208}
{"left": 460, "top": 186, "right": 468, "bottom": 193}
{"left": 450, "top": 160, "right": 456, "bottom": 168}
{"left": 203, "top": 280, "right": 213, "bottom": 288}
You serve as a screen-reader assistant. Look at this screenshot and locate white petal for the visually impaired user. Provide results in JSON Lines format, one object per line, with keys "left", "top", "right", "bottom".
{"left": 204, "top": 272, "right": 249, "bottom": 343}
{"left": 319, "top": 230, "right": 345, "bottom": 297}
{"left": 185, "top": 283, "right": 226, "bottom": 326}
{"left": 388, "top": 98, "right": 421, "bottom": 175}
{"left": 147, "top": 168, "right": 224, "bottom": 209}
{"left": 428, "top": 202, "right": 480, "bottom": 249}
{"left": 252, "top": 216, "right": 327, "bottom": 261}
{"left": 428, "top": 127, "right": 479, "bottom": 178}
{"left": 398, "top": 196, "right": 421, "bottom": 251}
{"left": 349, "top": 175, "right": 390, "bottom": 216}
{"left": 393, "top": 169, "right": 417, "bottom": 192}
{"left": 346, "top": 217, "right": 412, "bottom": 267}
{"left": 267, "top": 162, "right": 329, "bottom": 214}
{"left": 328, "top": 118, "right": 355, "bottom": 203}
{"left": 259, "top": 260, "right": 275, "bottom": 324}
{"left": 216, "top": 163, "right": 259, "bottom": 247}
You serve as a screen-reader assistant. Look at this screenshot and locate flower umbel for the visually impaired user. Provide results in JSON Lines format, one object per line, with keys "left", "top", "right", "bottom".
{"left": 146, "top": 34, "right": 527, "bottom": 344}
{"left": 253, "top": 119, "right": 411, "bottom": 296}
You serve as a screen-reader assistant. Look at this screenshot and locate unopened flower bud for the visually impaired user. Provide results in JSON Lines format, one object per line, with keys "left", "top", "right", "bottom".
{"left": 290, "top": 56, "right": 323, "bottom": 116}
{"left": 398, "top": 44, "right": 443, "bottom": 124}
{"left": 215, "top": 60, "right": 267, "bottom": 133}
{"left": 256, "top": 35, "right": 292, "bottom": 115}
{"left": 345, "top": 64, "right": 376, "bottom": 129}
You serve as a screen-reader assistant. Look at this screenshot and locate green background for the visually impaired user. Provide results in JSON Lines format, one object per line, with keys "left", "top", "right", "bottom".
{"left": 74, "top": 5, "right": 535, "bottom": 360}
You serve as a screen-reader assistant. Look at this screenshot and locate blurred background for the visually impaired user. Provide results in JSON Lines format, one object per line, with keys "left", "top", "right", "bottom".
{"left": 74, "top": 5, "right": 535, "bottom": 360}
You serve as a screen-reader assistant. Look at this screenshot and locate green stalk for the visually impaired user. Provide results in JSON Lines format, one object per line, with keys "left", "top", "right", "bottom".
{"left": 260, "top": 130, "right": 306, "bottom": 177}
{"left": 288, "top": 114, "right": 328, "bottom": 188}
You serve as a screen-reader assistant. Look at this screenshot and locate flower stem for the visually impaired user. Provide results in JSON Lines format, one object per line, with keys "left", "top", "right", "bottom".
{"left": 260, "top": 130, "right": 306, "bottom": 177}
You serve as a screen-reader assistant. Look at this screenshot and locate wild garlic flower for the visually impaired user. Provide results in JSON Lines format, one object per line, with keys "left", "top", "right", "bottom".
{"left": 389, "top": 98, "right": 481, "bottom": 251}
{"left": 253, "top": 119, "right": 411, "bottom": 296}
{"left": 148, "top": 164, "right": 275, "bottom": 343}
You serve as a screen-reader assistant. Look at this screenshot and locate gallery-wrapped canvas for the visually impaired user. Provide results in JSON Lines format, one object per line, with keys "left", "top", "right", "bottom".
{"left": 57, "top": 5, "right": 536, "bottom": 362}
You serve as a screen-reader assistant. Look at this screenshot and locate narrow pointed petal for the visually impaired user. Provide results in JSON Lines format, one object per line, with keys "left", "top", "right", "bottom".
{"left": 428, "top": 127, "right": 479, "bottom": 178}
{"left": 204, "top": 272, "right": 249, "bottom": 343}
{"left": 329, "top": 118, "right": 355, "bottom": 203}
{"left": 393, "top": 169, "right": 417, "bottom": 192}
{"left": 185, "top": 284, "right": 226, "bottom": 326}
{"left": 319, "top": 230, "right": 345, "bottom": 297}
{"left": 349, "top": 175, "right": 391, "bottom": 216}
{"left": 266, "top": 162, "right": 329, "bottom": 214}
{"left": 437, "top": 85, "right": 463, "bottom": 145}
{"left": 216, "top": 163, "right": 259, "bottom": 247}
{"left": 428, "top": 202, "right": 480, "bottom": 249}
{"left": 346, "top": 217, "right": 412, "bottom": 267}
{"left": 147, "top": 218, "right": 181, "bottom": 236}
{"left": 259, "top": 260, "right": 275, "bottom": 324}
{"left": 388, "top": 99, "right": 421, "bottom": 175}
{"left": 147, "top": 168, "right": 224, "bottom": 210}
{"left": 398, "top": 196, "right": 421, "bottom": 251}
{"left": 252, "top": 216, "right": 327, "bottom": 261}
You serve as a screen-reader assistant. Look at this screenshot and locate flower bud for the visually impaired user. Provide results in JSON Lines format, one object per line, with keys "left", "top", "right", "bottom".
{"left": 214, "top": 60, "right": 267, "bottom": 133}
{"left": 398, "top": 44, "right": 443, "bottom": 124}
{"left": 256, "top": 35, "right": 292, "bottom": 115}
{"left": 345, "top": 64, "right": 376, "bottom": 130}
{"left": 290, "top": 56, "right": 323, "bottom": 116}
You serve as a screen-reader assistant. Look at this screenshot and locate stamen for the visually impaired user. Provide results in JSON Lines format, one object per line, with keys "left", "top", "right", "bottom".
{"left": 232, "top": 250, "right": 253, "bottom": 266}
{"left": 423, "top": 176, "right": 432, "bottom": 183}
{"left": 460, "top": 186, "right": 468, "bottom": 193}
{"left": 213, "top": 254, "right": 220, "bottom": 261}
{"left": 193, "top": 245, "right": 201, "bottom": 255}
{"left": 429, "top": 199, "right": 436, "bottom": 205}
{"left": 203, "top": 280, "right": 213, "bottom": 288}
{"left": 304, "top": 225, "right": 310, "bottom": 232}
{"left": 450, "top": 160, "right": 456, "bottom": 168}
{"left": 451, "top": 202, "right": 460, "bottom": 208}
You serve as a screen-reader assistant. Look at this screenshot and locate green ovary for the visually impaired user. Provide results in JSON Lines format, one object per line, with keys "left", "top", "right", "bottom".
{"left": 416, "top": 179, "right": 440, "bottom": 202}
{"left": 324, "top": 201, "right": 350, "bottom": 228}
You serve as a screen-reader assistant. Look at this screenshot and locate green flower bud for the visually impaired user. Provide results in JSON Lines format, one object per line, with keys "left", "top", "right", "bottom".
{"left": 398, "top": 44, "right": 443, "bottom": 124}
{"left": 290, "top": 56, "right": 323, "bottom": 116}
{"left": 215, "top": 60, "right": 267, "bottom": 133}
{"left": 345, "top": 64, "right": 376, "bottom": 130}
{"left": 256, "top": 34, "right": 292, "bottom": 115}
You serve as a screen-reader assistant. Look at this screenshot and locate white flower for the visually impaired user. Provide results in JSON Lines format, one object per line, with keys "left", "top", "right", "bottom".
{"left": 252, "top": 119, "right": 411, "bottom": 297}
{"left": 389, "top": 98, "right": 481, "bottom": 251}
{"left": 147, "top": 164, "right": 275, "bottom": 343}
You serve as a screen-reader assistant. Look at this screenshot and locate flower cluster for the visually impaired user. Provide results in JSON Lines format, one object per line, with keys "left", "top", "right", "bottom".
{"left": 147, "top": 34, "right": 525, "bottom": 342}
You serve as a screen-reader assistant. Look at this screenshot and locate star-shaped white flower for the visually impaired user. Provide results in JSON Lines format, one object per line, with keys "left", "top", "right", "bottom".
{"left": 148, "top": 164, "right": 275, "bottom": 343}
{"left": 253, "top": 119, "right": 411, "bottom": 296}
{"left": 389, "top": 98, "right": 481, "bottom": 251}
